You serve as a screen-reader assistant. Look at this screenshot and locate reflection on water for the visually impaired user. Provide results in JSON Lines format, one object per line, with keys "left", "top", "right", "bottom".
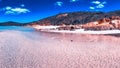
{"left": 105, "top": 34, "right": 120, "bottom": 37}
{"left": 40, "top": 32, "right": 120, "bottom": 43}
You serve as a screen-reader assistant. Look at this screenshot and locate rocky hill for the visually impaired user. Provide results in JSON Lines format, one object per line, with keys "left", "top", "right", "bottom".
{"left": 0, "top": 10, "right": 120, "bottom": 28}
{"left": 56, "top": 16, "right": 120, "bottom": 31}
{"left": 28, "top": 10, "right": 120, "bottom": 26}
{"left": 0, "top": 21, "right": 29, "bottom": 26}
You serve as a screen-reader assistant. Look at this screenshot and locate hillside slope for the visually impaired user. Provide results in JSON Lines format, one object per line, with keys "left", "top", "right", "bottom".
{"left": 0, "top": 21, "right": 29, "bottom": 26}
{"left": 28, "top": 10, "right": 120, "bottom": 25}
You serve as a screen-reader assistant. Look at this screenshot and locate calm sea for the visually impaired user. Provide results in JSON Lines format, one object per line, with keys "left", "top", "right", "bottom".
{"left": 0, "top": 26, "right": 34, "bottom": 32}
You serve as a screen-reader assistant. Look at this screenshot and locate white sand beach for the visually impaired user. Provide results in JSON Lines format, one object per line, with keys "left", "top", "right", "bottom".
{"left": 42, "top": 29, "right": 120, "bottom": 34}
{"left": 0, "top": 30, "right": 120, "bottom": 68}
{"left": 33, "top": 26, "right": 120, "bottom": 34}
{"left": 33, "top": 25, "right": 60, "bottom": 30}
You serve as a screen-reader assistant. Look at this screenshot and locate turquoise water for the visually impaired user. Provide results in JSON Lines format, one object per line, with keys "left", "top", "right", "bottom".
{"left": 0, "top": 26, "right": 34, "bottom": 32}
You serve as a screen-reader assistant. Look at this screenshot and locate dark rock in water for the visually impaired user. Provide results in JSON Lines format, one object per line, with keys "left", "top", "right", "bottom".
{"left": 70, "top": 40, "right": 73, "bottom": 42}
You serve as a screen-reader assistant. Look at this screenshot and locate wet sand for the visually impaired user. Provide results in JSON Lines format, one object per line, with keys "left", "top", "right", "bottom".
{"left": 0, "top": 30, "right": 120, "bottom": 68}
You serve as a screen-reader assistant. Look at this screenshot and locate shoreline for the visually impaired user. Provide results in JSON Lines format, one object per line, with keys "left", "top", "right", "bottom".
{"left": 32, "top": 25, "right": 120, "bottom": 34}
{"left": 39, "top": 29, "right": 120, "bottom": 34}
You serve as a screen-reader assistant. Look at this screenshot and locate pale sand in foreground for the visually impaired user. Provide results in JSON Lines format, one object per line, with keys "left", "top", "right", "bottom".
{"left": 0, "top": 30, "right": 120, "bottom": 68}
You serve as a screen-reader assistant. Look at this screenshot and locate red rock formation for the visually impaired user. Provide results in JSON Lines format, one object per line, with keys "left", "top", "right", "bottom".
{"left": 83, "top": 16, "right": 120, "bottom": 30}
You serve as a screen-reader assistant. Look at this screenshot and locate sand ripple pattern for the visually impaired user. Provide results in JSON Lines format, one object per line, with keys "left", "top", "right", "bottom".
{"left": 0, "top": 31, "right": 120, "bottom": 68}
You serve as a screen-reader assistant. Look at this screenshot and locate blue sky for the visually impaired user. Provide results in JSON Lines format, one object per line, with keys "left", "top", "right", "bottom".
{"left": 0, "top": 0, "right": 120, "bottom": 23}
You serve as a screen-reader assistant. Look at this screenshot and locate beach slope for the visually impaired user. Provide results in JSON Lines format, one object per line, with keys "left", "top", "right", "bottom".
{"left": 0, "top": 30, "right": 120, "bottom": 68}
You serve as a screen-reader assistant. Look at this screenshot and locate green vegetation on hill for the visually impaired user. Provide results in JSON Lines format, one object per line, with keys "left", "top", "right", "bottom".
{"left": 29, "top": 10, "right": 120, "bottom": 25}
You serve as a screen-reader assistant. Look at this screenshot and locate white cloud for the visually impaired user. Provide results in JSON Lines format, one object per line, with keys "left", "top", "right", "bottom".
{"left": 11, "top": 8, "right": 30, "bottom": 13}
{"left": 96, "top": 4, "right": 104, "bottom": 8}
{"left": 5, "top": 11, "right": 15, "bottom": 14}
{"left": 54, "top": 1, "right": 63, "bottom": 7}
{"left": 101, "top": 1, "right": 107, "bottom": 4}
{"left": 90, "top": 1, "right": 107, "bottom": 9}
{"left": 4, "top": 6, "right": 30, "bottom": 15}
{"left": 91, "top": 1, "right": 101, "bottom": 4}
{"left": 70, "top": 0, "right": 79, "bottom": 2}
{"left": 5, "top": 6, "right": 12, "bottom": 10}
{"left": 89, "top": 6, "right": 95, "bottom": 10}
{"left": 21, "top": 4, "right": 25, "bottom": 7}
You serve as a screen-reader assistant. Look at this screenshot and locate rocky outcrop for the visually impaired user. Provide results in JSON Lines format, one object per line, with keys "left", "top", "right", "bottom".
{"left": 83, "top": 16, "right": 120, "bottom": 30}
{"left": 83, "top": 24, "right": 114, "bottom": 31}
{"left": 56, "top": 13, "right": 68, "bottom": 18}
{"left": 57, "top": 25, "right": 81, "bottom": 30}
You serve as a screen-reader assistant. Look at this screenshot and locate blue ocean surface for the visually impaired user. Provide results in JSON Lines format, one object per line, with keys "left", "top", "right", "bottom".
{"left": 0, "top": 26, "right": 34, "bottom": 32}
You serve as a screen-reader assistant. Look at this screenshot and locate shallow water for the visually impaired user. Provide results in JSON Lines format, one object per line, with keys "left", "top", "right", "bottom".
{"left": 0, "top": 26, "right": 34, "bottom": 32}
{"left": 0, "top": 27, "right": 120, "bottom": 68}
